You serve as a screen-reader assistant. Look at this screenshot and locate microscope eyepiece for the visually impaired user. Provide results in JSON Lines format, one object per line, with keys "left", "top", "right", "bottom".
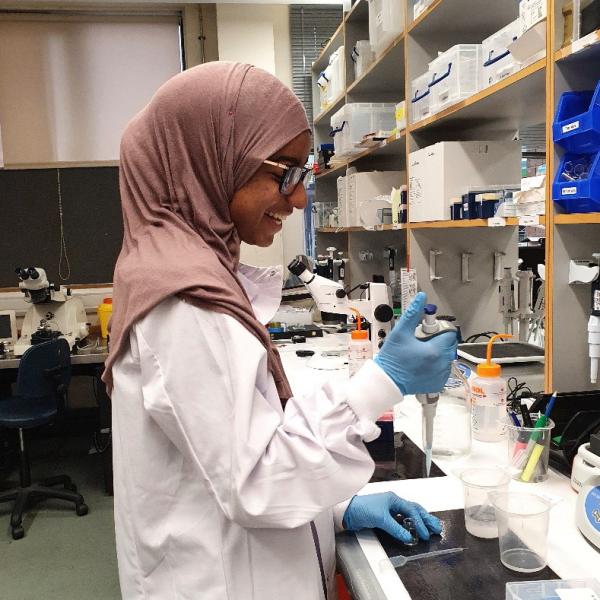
{"left": 28, "top": 267, "right": 40, "bottom": 280}
{"left": 15, "top": 267, "right": 28, "bottom": 280}
{"left": 288, "top": 259, "right": 307, "bottom": 277}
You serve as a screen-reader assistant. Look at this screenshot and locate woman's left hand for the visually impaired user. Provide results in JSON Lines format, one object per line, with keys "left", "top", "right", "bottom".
{"left": 342, "top": 492, "right": 442, "bottom": 544}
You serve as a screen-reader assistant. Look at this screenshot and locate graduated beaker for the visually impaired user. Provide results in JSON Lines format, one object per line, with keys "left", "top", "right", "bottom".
{"left": 460, "top": 467, "right": 510, "bottom": 539}
{"left": 489, "top": 492, "right": 551, "bottom": 573}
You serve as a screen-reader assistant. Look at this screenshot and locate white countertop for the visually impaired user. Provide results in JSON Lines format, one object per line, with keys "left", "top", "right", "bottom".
{"left": 278, "top": 332, "right": 600, "bottom": 598}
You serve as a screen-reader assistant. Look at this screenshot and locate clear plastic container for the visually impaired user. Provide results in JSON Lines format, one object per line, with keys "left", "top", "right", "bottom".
{"left": 480, "top": 20, "right": 519, "bottom": 90}
{"left": 410, "top": 72, "right": 431, "bottom": 124}
{"left": 330, "top": 103, "right": 396, "bottom": 158}
{"left": 506, "top": 417, "right": 555, "bottom": 483}
{"left": 459, "top": 467, "right": 510, "bottom": 539}
{"left": 506, "top": 579, "right": 600, "bottom": 600}
{"left": 351, "top": 40, "right": 374, "bottom": 81}
{"left": 429, "top": 361, "right": 472, "bottom": 459}
{"left": 490, "top": 492, "right": 552, "bottom": 573}
{"left": 368, "top": 0, "right": 404, "bottom": 57}
{"left": 428, "top": 44, "right": 480, "bottom": 115}
{"left": 327, "top": 46, "right": 345, "bottom": 105}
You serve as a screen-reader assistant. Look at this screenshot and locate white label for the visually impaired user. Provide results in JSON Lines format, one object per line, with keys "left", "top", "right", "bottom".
{"left": 562, "top": 120, "right": 580, "bottom": 133}
{"left": 519, "top": 215, "right": 540, "bottom": 225}
{"left": 594, "top": 290, "right": 600, "bottom": 312}
{"left": 557, "top": 589, "right": 600, "bottom": 600}
{"left": 363, "top": 225, "right": 375, "bottom": 231}
{"left": 488, "top": 217, "right": 506, "bottom": 227}
{"left": 562, "top": 187, "right": 577, "bottom": 195}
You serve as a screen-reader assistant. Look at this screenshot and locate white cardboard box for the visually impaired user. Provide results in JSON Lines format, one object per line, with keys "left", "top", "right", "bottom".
{"left": 408, "top": 141, "right": 521, "bottom": 222}
{"left": 343, "top": 171, "right": 402, "bottom": 227}
{"left": 519, "top": 0, "right": 547, "bottom": 34}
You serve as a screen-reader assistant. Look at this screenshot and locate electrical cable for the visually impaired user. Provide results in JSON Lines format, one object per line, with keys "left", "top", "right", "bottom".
{"left": 57, "top": 168, "right": 71, "bottom": 281}
{"left": 464, "top": 331, "right": 499, "bottom": 343}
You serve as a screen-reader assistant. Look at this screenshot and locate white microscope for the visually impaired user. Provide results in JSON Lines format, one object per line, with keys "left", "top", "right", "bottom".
{"left": 13, "top": 267, "right": 89, "bottom": 356}
{"left": 288, "top": 258, "right": 394, "bottom": 355}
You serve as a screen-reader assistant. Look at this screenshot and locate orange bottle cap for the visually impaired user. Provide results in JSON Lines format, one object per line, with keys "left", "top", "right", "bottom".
{"left": 103, "top": 298, "right": 112, "bottom": 304}
{"left": 351, "top": 329, "right": 368, "bottom": 340}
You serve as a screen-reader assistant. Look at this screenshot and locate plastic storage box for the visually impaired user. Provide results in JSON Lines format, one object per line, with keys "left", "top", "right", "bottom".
{"left": 506, "top": 579, "right": 600, "bottom": 600}
{"left": 480, "top": 20, "right": 520, "bottom": 90}
{"left": 351, "top": 40, "right": 374, "bottom": 81}
{"left": 410, "top": 72, "right": 431, "bottom": 123}
{"left": 330, "top": 103, "right": 396, "bottom": 158}
{"left": 413, "top": 0, "right": 435, "bottom": 20}
{"left": 326, "top": 46, "right": 345, "bottom": 105}
{"left": 553, "top": 80, "right": 600, "bottom": 153}
{"left": 428, "top": 44, "right": 480, "bottom": 114}
{"left": 368, "top": 0, "right": 404, "bottom": 57}
{"left": 553, "top": 150, "right": 600, "bottom": 213}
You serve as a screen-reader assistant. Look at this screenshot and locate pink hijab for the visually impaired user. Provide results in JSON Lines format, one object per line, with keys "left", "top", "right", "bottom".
{"left": 103, "top": 62, "right": 310, "bottom": 403}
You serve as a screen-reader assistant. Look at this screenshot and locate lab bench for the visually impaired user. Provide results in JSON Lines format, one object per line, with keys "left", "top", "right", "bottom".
{"left": 278, "top": 333, "right": 600, "bottom": 600}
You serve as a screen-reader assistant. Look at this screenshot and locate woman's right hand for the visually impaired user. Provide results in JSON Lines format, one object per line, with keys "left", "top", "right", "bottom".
{"left": 373, "top": 292, "right": 457, "bottom": 395}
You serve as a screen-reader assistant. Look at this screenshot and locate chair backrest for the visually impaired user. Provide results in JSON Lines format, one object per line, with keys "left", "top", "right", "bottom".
{"left": 16, "top": 339, "right": 72, "bottom": 406}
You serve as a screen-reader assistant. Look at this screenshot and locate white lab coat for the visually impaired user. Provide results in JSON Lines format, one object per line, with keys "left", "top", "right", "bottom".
{"left": 111, "top": 264, "right": 402, "bottom": 600}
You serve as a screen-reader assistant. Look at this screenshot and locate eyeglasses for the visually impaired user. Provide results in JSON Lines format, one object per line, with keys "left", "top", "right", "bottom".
{"left": 263, "top": 160, "right": 312, "bottom": 196}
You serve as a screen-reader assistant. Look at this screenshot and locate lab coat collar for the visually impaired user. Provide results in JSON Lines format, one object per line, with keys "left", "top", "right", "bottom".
{"left": 237, "top": 263, "right": 283, "bottom": 325}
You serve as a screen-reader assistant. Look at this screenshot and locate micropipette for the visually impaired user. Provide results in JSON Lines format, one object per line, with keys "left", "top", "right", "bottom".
{"left": 380, "top": 547, "right": 465, "bottom": 571}
{"left": 415, "top": 304, "right": 457, "bottom": 476}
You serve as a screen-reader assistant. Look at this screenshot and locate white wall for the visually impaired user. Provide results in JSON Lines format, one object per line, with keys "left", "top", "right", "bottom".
{"left": 216, "top": 4, "right": 305, "bottom": 269}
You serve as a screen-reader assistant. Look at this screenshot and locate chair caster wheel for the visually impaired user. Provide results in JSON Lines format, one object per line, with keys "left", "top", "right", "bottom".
{"left": 76, "top": 503, "right": 88, "bottom": 516}
{"left": 12, "top": 526, "right": 24, "bottom": 540}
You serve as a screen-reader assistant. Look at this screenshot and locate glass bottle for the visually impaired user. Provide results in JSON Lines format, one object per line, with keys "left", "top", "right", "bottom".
{"left": 427, "top": 361, "right": 472, "bottom": 459}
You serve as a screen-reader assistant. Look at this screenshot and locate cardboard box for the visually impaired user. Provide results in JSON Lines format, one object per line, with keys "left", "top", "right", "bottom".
{"left": 408, "top": 141, "right": 521, "bottom": 222}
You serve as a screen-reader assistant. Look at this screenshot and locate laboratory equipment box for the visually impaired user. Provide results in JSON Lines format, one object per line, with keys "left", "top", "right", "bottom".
{"left": 368, "top": 0, "right": 404, "bottom": 57}
{"left": 351, "top": 41, "right": 374, "bottom": 81}
{"left": 338, "top": 171, "right": 402, "bottom": 227}
{"left": 409, "top": 141, "right": 521, "bottom": 222}
{"left": 428, "top": 44, "right": 481, "bottom": 115}
{"left": 552, "top": 150, "right": 600, "bottom": 213}
{"left": 553, "top": 80, "right": 600, "bottom": 154}
{"left": 330, "top": 103, "right": 396, "bottom": 159}
{"left": 410, "top": 72, "right": 431, "bottom": 124}
{"left": 519, "top": 0, "right": 547, "bottom": 34}
{"left": 480, "top": 20, "right": 520, "bottom": 90}
{"left": 506, "top": 579, "right": 600, "bottom": 600}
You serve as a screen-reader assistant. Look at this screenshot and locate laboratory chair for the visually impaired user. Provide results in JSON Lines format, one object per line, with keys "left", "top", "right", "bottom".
{"left": 0, "top": 339, "right": 88, "bottom": 540}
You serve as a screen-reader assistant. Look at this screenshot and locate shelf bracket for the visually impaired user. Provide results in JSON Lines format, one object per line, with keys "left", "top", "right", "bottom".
{"left": 494, "top": 251, "right": 505, "bottom": 282}
{"left": 429, "top": 249, "right": 443, "bottom": 281}
{"left": 461, "top": 252, "right": 473, "bottom": 284}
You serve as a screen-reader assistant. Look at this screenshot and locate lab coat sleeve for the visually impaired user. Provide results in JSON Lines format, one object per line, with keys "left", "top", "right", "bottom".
{"left": 134, "top": 298, "right": 402, "bottom": 529}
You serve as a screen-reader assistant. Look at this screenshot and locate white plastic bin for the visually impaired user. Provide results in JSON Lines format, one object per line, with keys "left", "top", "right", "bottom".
{"left": 351, "top": 41, "right": 375, "bottom": 81}
{"left": 480, "top": 20, "right": 520, "bottom": 90}
{"left": 428, "top": 44, "right": 480, "bottom": 114}
{"left": 330, "top": 103, "right": 396, "bottom": 158}
{"left": 327, "top": 46, "right": 345, "bottom": 105}
{"left": 368, "top": 0, "right": 404, "bottom": 57}
{"left": 317, "top": 67, "right": 332, "bottom": 112}
{"left": 410, "top": 72, "right": 431, "bottom": 123}
{"left": 413, "top": 0, "right": 434, "bottom": 20}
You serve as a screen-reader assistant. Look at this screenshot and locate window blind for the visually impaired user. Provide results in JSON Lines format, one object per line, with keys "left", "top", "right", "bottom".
{"left": 290, "top": 5, "right": 343, "bottom": 124}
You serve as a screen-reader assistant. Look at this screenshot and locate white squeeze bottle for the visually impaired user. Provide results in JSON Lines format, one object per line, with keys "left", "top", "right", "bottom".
{"left": 471, "top": 334, "right": 512, "bottom": 442}
{"left": 348, "top": 309, "right": 372, "bottom": 377}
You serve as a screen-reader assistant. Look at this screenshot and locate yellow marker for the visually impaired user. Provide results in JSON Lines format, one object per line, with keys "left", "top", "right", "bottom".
{"left": 521, "top": 443, "right": 545, "bottom": 482}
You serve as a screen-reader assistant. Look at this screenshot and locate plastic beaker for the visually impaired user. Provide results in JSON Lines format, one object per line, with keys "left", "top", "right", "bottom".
{"left": 460, "top": 467, "right": 510, "bottom": 539}
{"left": 489, "top": 492, "right": 551, "bottom": 573}
{"left": 506, "top": 418, "right": 555, "bottom": 483}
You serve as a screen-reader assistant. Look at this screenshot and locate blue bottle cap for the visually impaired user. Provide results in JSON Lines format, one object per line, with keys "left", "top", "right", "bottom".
{"left": 424, "top": 304, "right": 437, "bottom": 315}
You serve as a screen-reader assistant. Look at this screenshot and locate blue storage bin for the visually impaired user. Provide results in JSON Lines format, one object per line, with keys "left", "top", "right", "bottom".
{"left": 553, "top": 80, "right": 600, "bottom": 153}
{"left": 553, "top": 151, "right": 600, "bottom": 213}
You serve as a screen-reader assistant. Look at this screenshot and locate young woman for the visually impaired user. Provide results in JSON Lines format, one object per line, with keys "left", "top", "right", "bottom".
{"left": 103, "top": 62, "right": 456, "bottom": 600}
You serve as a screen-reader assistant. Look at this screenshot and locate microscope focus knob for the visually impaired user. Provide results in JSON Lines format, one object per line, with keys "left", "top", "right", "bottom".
{"left": 374, "top": 304, "right": 393, "bottom": 323}
{"left": 335, "top": 289, "right": 346, "bottom": 299}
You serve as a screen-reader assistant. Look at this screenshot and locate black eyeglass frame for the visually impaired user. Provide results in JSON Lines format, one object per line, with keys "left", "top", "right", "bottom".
{"left": 263, "top": 160, "right": 312, "bottom": 196}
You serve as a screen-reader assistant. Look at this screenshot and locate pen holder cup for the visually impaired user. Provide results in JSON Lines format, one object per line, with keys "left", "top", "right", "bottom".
{"left": 506, "top": 418, "right": 555, "bottom": 483}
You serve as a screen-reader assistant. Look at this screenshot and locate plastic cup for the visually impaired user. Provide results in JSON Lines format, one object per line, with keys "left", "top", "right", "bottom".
{"left": 489, "top": 492, "right": 551, "bottom": 573}
{"left": 459, "top": 467, "right": 511, "bottom": 539}
{"left": 506, "top": 418, "right": 554, "bottom": 483}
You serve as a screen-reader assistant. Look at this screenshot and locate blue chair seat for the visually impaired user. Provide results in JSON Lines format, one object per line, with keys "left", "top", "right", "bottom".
{"left": 0, "top": 396, "right": 57, "bottom": 429}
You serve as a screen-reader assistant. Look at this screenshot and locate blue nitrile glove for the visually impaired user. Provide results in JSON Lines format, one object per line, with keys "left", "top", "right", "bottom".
{"left": 374, "top": 292, "right": 457, "bottom": 395}
{"left": 342, "top": 492, "right": 442, "bottom": 543}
